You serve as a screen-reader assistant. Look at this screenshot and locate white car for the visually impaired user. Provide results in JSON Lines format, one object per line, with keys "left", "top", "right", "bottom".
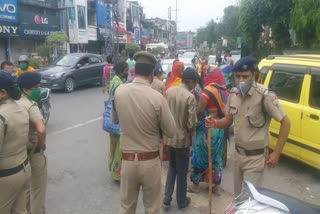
{"left": 208, "top": 55, "right": 217, "bottom": 66}
{"left": 161, "top": 59, "right": 175, "bottom": 79}
{"left": 182, "top": 51, "right": 199, "bottom": 59}
{"left": 230, "top": 50, "right": 241, "bottom": 63}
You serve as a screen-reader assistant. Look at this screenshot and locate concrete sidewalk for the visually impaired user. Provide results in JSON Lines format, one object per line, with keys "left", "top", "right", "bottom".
{"left": 160, "top": 161, "right": 234, "bottom": 214}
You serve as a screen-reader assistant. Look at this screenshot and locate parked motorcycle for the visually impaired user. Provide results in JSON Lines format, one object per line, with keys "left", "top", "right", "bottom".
{"left": 225, "top": 181, "right": 320, "bottom": 214}
{"left": 38, "top": 88, "right": 51, "bottom": 124}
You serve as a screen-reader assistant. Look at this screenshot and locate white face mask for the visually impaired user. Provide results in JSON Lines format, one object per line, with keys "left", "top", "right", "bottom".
{"left": 237, "top": 81, "right": 252, "bottom": 96}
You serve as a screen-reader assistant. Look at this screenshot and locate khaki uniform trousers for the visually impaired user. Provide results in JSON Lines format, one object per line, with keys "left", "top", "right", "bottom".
{"left": 27, "top": 151, "right": 48, "bottom": 214}
{"left": 233, "top": 151, "right": 266, "bottom": 196}
{"left": 120, "top": 157, "right": 161, "bottom": 214}
{"left": 0, "top": 163, "right": 31, "bottom": 214}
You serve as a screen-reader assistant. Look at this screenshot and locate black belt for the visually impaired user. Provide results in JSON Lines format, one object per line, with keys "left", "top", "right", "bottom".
{"left": 235, "top": 145, "right": 265, "bottom": 156}
{"left": 0, "top": 159, "right": 29, "bottom": 178}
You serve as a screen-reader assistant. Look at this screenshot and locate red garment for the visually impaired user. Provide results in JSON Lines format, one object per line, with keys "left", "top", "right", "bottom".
{"left": 204, "top": 67, "right": 225, "bottom": 86}
{"left": 201, "top": 84, "right": 227, "bottom": 111}
{"left": 163, "top": 60, "right": 184, "bottom": 93}
{"left": 103, "top": 63, "right": 113, "bottom": 80}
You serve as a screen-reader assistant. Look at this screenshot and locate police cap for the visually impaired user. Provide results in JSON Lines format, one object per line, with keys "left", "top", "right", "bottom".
{"left": 17, "top": 72, "right": 41, "bottom": 89}
{"left": 134, "top": 51, "right": 157, "bottom": 65}
{"left": 0, "top": 71, "right": 16, "bottom": 90}
{"left": 232, "top": 56, "right": 257, "bottom": 72}
{"left": 182, "top": 67, "right": 199, "bottom": 81}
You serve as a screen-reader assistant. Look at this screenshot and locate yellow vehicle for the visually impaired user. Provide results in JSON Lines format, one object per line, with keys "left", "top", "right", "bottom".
{"left": 259, "top": 55, "right": 320, "bottom": 170}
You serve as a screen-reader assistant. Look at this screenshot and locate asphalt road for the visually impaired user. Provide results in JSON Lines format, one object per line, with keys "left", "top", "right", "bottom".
{"left": 45, "top": 85, "right": 320, "bottom": 214}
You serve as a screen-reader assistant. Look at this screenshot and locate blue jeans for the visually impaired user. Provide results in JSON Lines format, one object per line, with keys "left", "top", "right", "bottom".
{"left": 164, "top": 146, "right": 189, "bottom": 208}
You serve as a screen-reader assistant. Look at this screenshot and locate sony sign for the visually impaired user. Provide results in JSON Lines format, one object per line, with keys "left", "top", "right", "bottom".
{"left": 0, "top": 25, "right": 18, "bottom": 35}
{"left": 0, "top": 1, "right": 18, "bottom": 23}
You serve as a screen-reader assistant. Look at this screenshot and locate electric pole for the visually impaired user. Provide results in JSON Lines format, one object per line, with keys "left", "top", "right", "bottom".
{"left": 174, "top": 0, "right": 178, "bottom": 54}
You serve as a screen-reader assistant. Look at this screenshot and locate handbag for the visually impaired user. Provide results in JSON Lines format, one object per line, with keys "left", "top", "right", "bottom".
{"left": 102, "top": 84, "right": 121, "bottom": 135}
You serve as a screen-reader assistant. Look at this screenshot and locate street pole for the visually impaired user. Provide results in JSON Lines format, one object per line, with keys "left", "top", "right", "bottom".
{"left": 112, "top": 0, "right": 120, "bottom": 61}
{"left": 207, "top": 129, "right": 213, "bottom": 214}
{"left": 175, "top": 0, "right": 177, "bottom": 54}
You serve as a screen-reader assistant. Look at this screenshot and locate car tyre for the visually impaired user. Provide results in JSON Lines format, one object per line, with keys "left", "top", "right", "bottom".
{"left": 64, "top": 77, "right": 75, "bottom": 93}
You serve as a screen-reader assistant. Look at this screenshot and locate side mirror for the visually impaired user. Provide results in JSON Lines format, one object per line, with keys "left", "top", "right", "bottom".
{"left": 75, "top": 64, "right": 82, "bottom": 69}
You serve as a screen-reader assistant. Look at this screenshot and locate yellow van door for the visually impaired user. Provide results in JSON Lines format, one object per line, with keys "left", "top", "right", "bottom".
{"left": 301, "top": 72, "right": 320, "bottom": 169}
{"left": 267, "top": 68, "right": 306, "bottom": 160}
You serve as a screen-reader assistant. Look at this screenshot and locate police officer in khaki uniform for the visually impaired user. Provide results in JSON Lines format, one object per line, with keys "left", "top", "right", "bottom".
{"left": 17, "top": 72, "right": 47, "bottom": 214}
{"left": 0, "top": 71, "right": 31, "bottom": 214}
{"left": 113, "top": 51, "right": 176, "bottom": 214}
{"left": 151, "top": 63, "right": 165, "bottom": 93}
{"left": 205, "top": 57, "right": 291, "bottom": 196}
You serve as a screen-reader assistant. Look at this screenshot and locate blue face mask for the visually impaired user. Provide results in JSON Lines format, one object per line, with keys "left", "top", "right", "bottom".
{"left": 236, "top": 81, "right": 252, "bottom": 96}
{"left": 19, "top": 63, "right": 28, "bottom": 70}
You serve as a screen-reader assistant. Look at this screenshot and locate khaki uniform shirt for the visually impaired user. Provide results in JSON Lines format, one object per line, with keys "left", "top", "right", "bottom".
{"left": 16, "top": 95, "right": 43, "bottom": 150}
{"left": 151, "top": 77, "right": 165, "bottom": 94}
{"left": 113, "top": 77, "right": 176, "bottom": 153}
{"left": 0, "top": 99, "right": 29, "bottom": 169}
{"left": 164, "top": 84, "right": 197, "bottom": 148}
{"left": 226, "top": 82, "right": 286, "bottom": 150}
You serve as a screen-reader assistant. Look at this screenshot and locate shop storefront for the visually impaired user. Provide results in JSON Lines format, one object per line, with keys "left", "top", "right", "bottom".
{"left": 9, "top": 7, "right": 61, "bottom": 61}
{"left": 0, "top": 0, "right": 19, "bottom": 61}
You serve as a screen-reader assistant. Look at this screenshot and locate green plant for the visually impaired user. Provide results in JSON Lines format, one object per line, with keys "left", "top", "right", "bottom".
{"left": 125, "top": 43, "right": 141, "bottom": 55}
{"left": 47, "top": 32, "right": 68, "bottom": 48}
{"left": 290, "top": 0, "right": 320, "bottom": 48}
{"left": 36, "top": 45, "right": 50, "bottom": 58}
{"left": 121, "top": 50, "right": 127, "bottom": 58}
{"left": 29, "top": 58, "right": 42, "bottom": 69}
{"left": 151, "top": 47, "right": 166, "bottom": 56}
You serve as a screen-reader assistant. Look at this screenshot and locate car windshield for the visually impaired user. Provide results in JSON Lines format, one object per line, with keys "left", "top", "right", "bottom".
{"left": 162, "top": 63, "right": 173, "bottom": 77}
{"left": 184, "top": 64, "right": 194, "bottom": 69}
{"left": 208, "top": 56, "right": 216, "bottom": 64}
{"left": 182, "top": 52, "right": 195, "bottom": 58}
{"left": 55, "top": 55, "right": 80, "bottom": 67}
{"left": 162, "top": 64, "right": 170, "bottom": 71}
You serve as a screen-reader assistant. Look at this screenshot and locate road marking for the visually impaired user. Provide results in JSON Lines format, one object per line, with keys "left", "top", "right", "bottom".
{"left": 48, "top": 116, "right": 102, "bottom": 136}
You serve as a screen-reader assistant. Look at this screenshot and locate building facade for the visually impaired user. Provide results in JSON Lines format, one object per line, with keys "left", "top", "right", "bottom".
{"left": 0, "top": 0, "right": 62, "bottom": 62}
{"left": 176, "top": 31, "right": 195, "bottom": 50}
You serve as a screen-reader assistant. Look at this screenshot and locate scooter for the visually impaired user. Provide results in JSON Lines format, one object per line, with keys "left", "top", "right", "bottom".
{"left": 225, "top": 181, "right": 320, "bottom": 214}
{"left": 38, "top": 88, "right": 51, "bottom": 125}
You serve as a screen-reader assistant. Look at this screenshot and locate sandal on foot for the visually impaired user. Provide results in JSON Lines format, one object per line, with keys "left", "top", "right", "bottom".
{"left": 187, "top": 185, "right": 200, "bottom": 193}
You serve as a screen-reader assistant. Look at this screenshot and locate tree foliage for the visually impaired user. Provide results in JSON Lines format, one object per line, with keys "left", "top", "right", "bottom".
{"left": 238, "top": 0, "right": 291, "bottom": 58}
{"left": 221, "top": 6, "right": 240, "bottom": 39}
{"left": 47, "top": 32, "right": 68, "bottom": 49}
{"left": 290, "top": 0, "right": 320, "bottom": 48}
{"left": 196, "top": 6, "right": 239, "bottom": 50}
{"left": 151, "top": 47, "right": 166, "bottom": 56}
{"left": 125, "top": 43, "right": 141, "bottom": 55}
{"left": 36, "top": 32, "right": 68, "bottom": 62}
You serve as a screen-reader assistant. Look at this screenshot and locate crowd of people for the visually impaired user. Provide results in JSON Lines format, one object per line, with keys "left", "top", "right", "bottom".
{"left": 0, "top": 49, "right": 290, "bottom": 214}
{"left": 102, "top": 50, "right": 290, "bottom": 214}
{"left": 0, "top": 70, "right": 47, "bottom": 214}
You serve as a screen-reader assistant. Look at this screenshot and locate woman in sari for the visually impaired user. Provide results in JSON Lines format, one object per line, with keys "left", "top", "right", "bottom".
{"left": 163, "top": 60, "right": 184, "bottom": 92}
{"left": 189, "top": 66, "right": 228, "bottom": 193}
{"left": 108, "top": 61, "right": 128, "bottom": 181}
{"left": 162, "top": 60, "right": 184, "bottom": 160}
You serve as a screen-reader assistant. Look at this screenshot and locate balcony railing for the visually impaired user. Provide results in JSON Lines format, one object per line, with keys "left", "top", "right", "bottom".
{"left": 19, "top": 0, "right": 58, "bottom": 9}
{"left": 88, "top": 25, "right": 97, "bottom": 41}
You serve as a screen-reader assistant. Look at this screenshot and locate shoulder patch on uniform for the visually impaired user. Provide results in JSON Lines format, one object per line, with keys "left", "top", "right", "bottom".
{"left": 272, "top": 98, "right": 279, "bottom": 106}
{"left": 255, "top": 85, "right": 269, "bottom": 96}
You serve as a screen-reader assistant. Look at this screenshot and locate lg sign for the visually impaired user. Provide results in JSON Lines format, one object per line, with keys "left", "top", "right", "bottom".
{"left": 34, "top": 15, "right": 48, "bottom": 25}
